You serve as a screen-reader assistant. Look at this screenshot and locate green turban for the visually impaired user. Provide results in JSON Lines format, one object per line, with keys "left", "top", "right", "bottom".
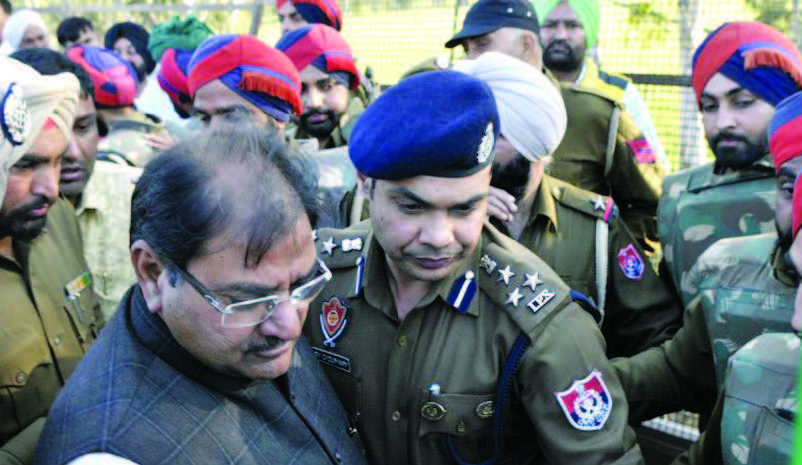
{"left": 147, "top": 15, "right": 213, "bottom": 63}
{"left": 532, "top": 0, "right": 600, "bottom": 48}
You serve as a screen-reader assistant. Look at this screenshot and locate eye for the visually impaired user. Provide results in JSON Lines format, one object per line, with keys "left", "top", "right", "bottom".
{"left": 699, "top": 101, "right": 718, "bottom": 114}
{"left": 317, "top": 80, "right": 335, "bottom": 92}
{"left": 398, "top": 201, "right": 424, "bottom": 214}
{"left": 734, "top": 97, "right": 755, "bottom": 109}
{"left": 451, "top": 204, "right": 478, "bottom": 216}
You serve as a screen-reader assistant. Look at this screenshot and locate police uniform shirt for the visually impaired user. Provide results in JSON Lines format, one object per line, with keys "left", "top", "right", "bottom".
{"left": 305, "top": 221, "right": 642, "bottom": 465}
{"left": 0, "top": 198, "right": 104, "bottom": 445}
{"left": 491, "top": 175, "right": 681, "bottom": 359}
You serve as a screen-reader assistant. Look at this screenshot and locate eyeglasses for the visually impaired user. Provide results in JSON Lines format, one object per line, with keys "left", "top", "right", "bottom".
{"left": 172, "top": 258, "right": 332, "bottom": 328}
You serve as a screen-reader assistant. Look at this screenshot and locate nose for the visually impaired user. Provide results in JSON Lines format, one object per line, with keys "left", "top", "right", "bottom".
{"left": 32, "top": 163, "right": 60, "bottom": 201}
{"left": 714, "top": 105, "right": 737, "bottom": 131}
{"left": 63, "top": 137, "right": 81, "bottom": 162}
{"left": 303, "top": 86, "right": 323, "bottom": 111}
{"left": 257, "top": 299, "right": 304, "bottom": 339}
{"left": 554, "top": 23, "right": 569, "bottom": 40}
{"left": 417, "top": 212, "right": 455, "bottom": 249}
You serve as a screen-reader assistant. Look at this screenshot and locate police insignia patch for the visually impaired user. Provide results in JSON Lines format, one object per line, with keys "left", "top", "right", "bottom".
{"left": 555, "top": 370, "right": 612, "bottom": 431}
{"left": 617, "top": 244, "right": 644, "bottom": 280}
{"left": 476, "top": 122, "right": 494, "bottom": 164}
{"left": 320, "top": 296, "right": 350, "bottom": 347}
{"left": 1, "top": 84, "right": 30, "bottom": 147}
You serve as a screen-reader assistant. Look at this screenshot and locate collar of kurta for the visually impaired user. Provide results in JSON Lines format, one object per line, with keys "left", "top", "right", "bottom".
{"left": 358, "top": 228, "right": 485, "bottom": 320}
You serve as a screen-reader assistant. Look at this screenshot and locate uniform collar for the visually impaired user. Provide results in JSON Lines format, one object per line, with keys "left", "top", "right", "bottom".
{"left": 360, "top": 230, "right": 483, "bottom": 319}
{"left": 574, "top": 58, "right": 591, "bottom": 85}
{"left": 527, "top": 175, "right": 560, "bottom": 233}
{"left": 712, "top": 153, "right": 774, "bottom": 175}
{"left": 771, "top": 241, "right": 797, "bottom": 287}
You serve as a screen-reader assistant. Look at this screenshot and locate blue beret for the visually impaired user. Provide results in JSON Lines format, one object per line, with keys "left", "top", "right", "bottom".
{"left": 349, "top": 70, "right": 500, "bottom": 180}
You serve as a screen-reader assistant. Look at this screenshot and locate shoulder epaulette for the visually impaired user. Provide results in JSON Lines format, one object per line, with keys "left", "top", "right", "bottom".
{"left": 476, "top": 223, "right": 572, "bottom": 335}
{"left": 562, "top": 82, "right": 617, "bottom": 105}
{"left": 598, "top": 70, "right": 630, "bottom": 91}
{"left": 550, "top": 178, "right": 618, "bottom": 224}
{"left": 314, "top": 221, "right": 371, "bottom": 270}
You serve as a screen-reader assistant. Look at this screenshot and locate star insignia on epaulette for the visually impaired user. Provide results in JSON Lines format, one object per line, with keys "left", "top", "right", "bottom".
{"left": 522, "top": 272, "right": 543, "bottom": 291}
{"left": 505, "top": 287, "right": 523, "bottom": 306}
{"left": 497, "top": 265, "right": 515, "bottom": 285}
{"left": 321, "top": 237, "right": 338, "bottom": 255}
{"left": 592, "top": 196, "right": 606, "bottom": 212}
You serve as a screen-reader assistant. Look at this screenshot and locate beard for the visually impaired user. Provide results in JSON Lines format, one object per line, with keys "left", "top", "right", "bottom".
{"left": 710, "top": 130, "right": 767, "bottom": 170}
{"left": 543, "top": 40, "right": 584, "bottom": 73}
{"left": 491, "top": 156, "right": 531, "bottom": 201}
{"left": 0, "top": 196, "right": 53, "bottom": 241}
{"left": 299, "top": 108, "right": 342, "bottom": 140}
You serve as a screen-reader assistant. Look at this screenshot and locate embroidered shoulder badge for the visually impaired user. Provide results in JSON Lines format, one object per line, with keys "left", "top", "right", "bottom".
{"left": 617, "top": 244, "right": 644, "bottom": 280}
{"left": 555, "top": 370, "right": 612, "bottom": 431}
{"left": 1, "top": 83, "right": 30, "bottom": 147}
{"left": 477, "top": 122, "right": 494, "bottom": 164}
{"left": 320, "top": 296, "right": 350, "bottom": 347}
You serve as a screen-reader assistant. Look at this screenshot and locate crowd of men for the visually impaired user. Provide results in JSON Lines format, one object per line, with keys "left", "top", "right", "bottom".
{"left": 0, "top": 0, "right": 800, "bottom": 464}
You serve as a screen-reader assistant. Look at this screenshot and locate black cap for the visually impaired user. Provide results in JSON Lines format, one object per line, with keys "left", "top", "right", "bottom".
{"left": 445, "top": 0, "right": 539, "bottom": 49}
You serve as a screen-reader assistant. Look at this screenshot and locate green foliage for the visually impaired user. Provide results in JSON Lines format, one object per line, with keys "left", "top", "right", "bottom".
{"left": 745, "top": 0, "right": 792, "bottom": 32}
{"left": 612, "top": 0, "right": 672, "bottom": 44}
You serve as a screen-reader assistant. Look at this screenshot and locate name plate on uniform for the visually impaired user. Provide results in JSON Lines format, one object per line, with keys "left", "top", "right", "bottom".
{"left": 312, "top": 347, "right": 352, "bottom": 373}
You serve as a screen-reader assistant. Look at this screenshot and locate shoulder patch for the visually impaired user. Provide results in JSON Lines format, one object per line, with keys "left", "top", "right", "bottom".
{"left": 551, "top": 179, "right": 618, "bottom": 224}
{"left": 555, "top": 370, "right": 613, "bottom": 431}
{"left": 617, "top": 244, "right": 645, "bottom": 280}
{"left": 598, "top": 70, "right": 630, "bottom": 91}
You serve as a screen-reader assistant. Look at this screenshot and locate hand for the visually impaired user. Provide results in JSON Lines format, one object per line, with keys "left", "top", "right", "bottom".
{"left": 144, "top": 131, "right": 178, "bottom": 152}
{"left": 487, "top": 186, "right": 518, "bottom": 222}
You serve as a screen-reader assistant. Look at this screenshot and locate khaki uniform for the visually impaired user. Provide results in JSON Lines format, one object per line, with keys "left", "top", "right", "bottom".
{"left": 491, "top": 176, "right": 681, "bottom": 359}
{"left": 658, "top": 156, "right": 776, "bottom": 305}
{"left": 76, "top": 161, "right": 142, "bottom": 318}
{"left": 306, "top": 221, "right": 643, "bottom": 465}
{"left": 575, "top": 58, "right": 668, "bottom": 170}
{"left": 97, "top": 111, "right": 169, "bottom": 167}
{"left": 610, "top": 232, "right": 794, "bottom": 424}
{"left": 548, "top": 83, "right": 665, "bottom": 259}
{"left": 0, "top": 199, "right": 104, "bottom": 450}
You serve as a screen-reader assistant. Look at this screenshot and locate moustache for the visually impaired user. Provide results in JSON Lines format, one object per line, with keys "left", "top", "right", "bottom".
{"left": 244, "top": 336, "right": 285, "bottom": 353}
{"left": 712, "top": 131, "right": 750, "bottom": 148}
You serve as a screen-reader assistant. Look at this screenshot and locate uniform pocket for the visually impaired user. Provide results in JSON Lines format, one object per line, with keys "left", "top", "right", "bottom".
{"left": 417, "top": 391, "right": 495, "bottom": 463}
{"left": 61, "top": 288, "right": 100, "bottom": 349}
{"left": 748, "top": 407, "right": 793, "bottom": 464}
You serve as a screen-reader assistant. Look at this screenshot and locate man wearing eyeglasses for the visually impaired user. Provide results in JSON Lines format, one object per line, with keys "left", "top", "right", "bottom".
{"left": 305, "top": 71, "right": 643, "bottom": 464}
{"left": 34, "top": 125, "right": 368, "bottom": 465}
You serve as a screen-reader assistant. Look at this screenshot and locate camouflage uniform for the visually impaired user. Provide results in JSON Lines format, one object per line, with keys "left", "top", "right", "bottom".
{"left": 658, "top": 156, "right": 776, "bottom": 305}
{"left": 548, "top": 83, "right": 665, "bottom": 259}
{"left": 97, "top": 111, "right": 170, "bottom": 167}
{"left": 611, "top": 232, "right": 794, "bottom": 424}
{"left": 491, "top": 175, "right": 681, "bottom": 359}
{"left": 306, "top": 221, "right": 644, "bottom": 465}
{"left": 672, "top": 333, "right": 797, "bottom": 465}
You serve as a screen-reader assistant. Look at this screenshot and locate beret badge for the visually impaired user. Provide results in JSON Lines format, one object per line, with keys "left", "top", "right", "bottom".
{"left": 1, "top": 84, "right": 31, "bottom": 147}
{"left": 477, "top": 122, "right": 494, "bottom": 164}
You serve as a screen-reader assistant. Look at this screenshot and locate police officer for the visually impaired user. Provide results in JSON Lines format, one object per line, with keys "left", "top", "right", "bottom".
{"left": 533, "top": 0, "right": 668, "bottom": 170}
{"left": 456, "top": 51, "right": 681, "bottom": 359}
{"left": 660, "top": 21, "right": 802, "bottom": 304}
{"left": 611, "top": 91, "right": 802, "bottom": 427}
{"left": 445, "top": 0, "right": 664, "bottom": 260}
{"left": 305, "top": 70, "right": 643, "bottom": 464}
{"left": 0, "top": 57, "right": 103, "bottom": 462}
